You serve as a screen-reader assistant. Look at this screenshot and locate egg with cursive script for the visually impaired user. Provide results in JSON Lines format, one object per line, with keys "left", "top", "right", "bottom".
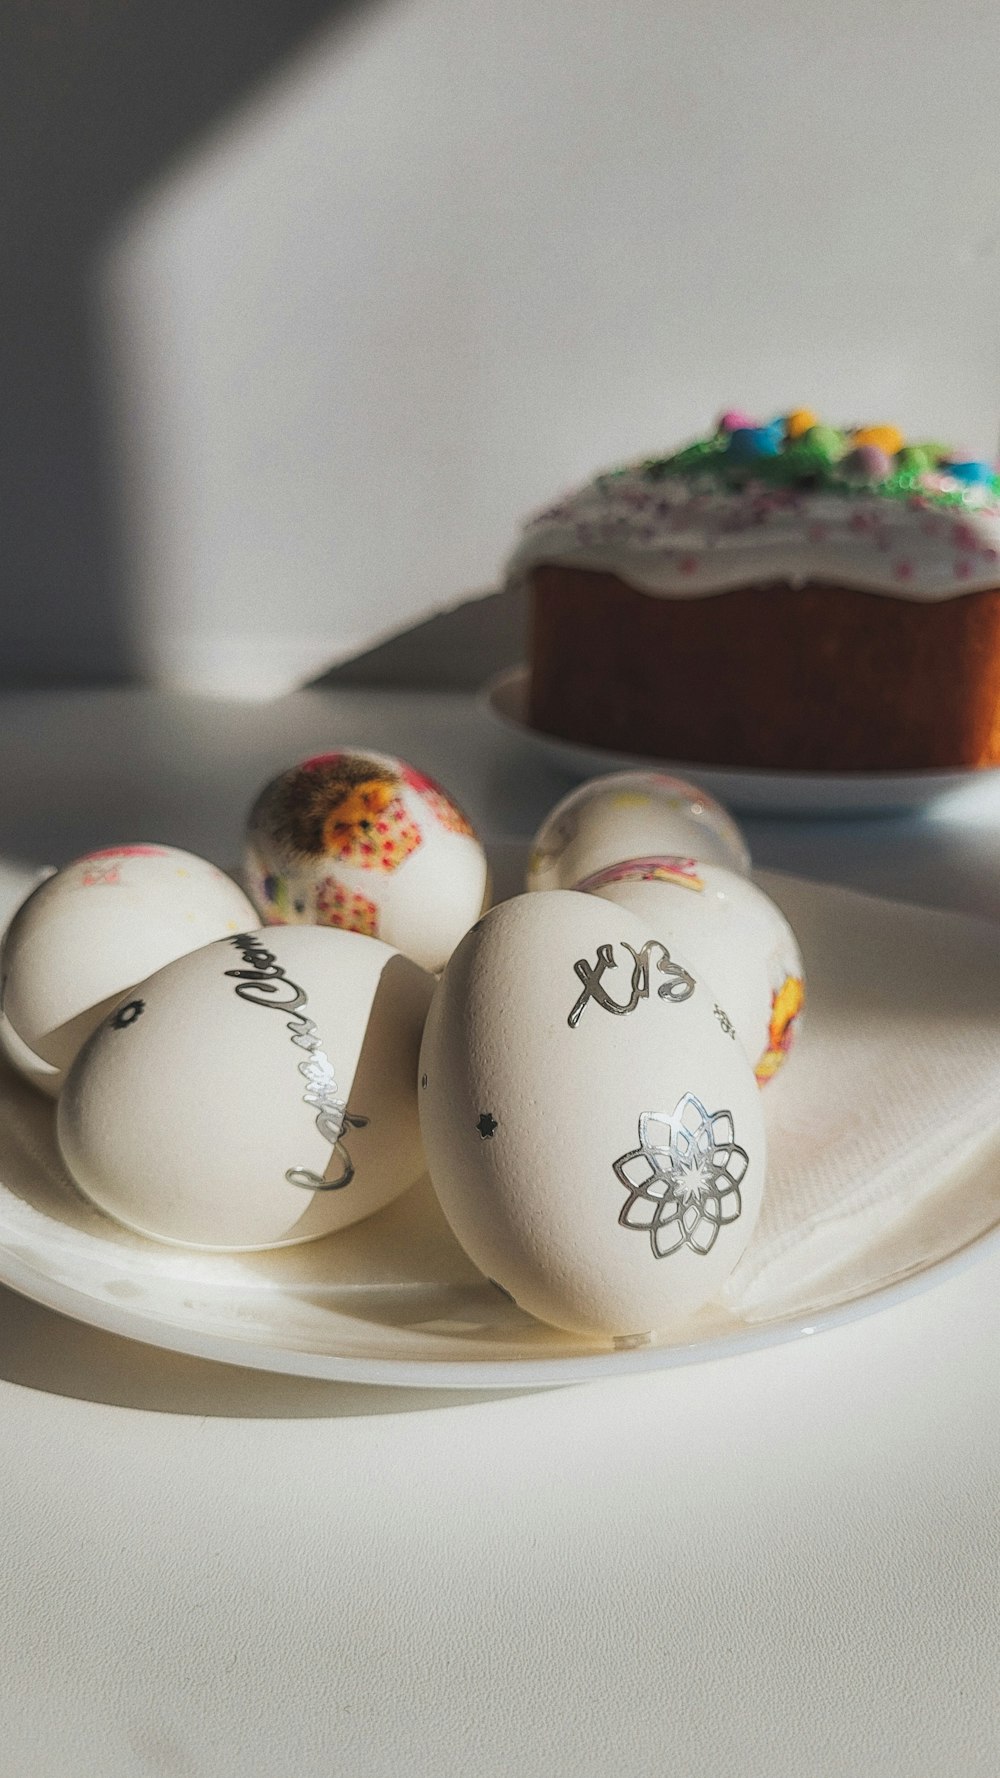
{"left": 57, "top": 926, "right": 434, "bottom": 1249}
{"left": 1, "top": 845, "right": 258, "bottom": 1097}
{"left": 244, "top": 749, "right": 489, "bottom": 973}
{"left": 419, "top": 891, "right": 765, "bottom": 1341}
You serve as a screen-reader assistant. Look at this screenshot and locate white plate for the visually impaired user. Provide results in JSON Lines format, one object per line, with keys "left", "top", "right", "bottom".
{"left": 484, "top": 666, "right": 1000, "bottom": 816}
{"left": 2, "top": 864, "right": 1000, "bottom": 1388}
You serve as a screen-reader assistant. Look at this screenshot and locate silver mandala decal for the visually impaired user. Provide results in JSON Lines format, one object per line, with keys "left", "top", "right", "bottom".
{"left": 613, "top": 1095, "right": 748, "bottom": 1258}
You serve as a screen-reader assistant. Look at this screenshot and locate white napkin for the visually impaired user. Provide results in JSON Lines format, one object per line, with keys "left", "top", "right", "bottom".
{"left": 725, "top": 871, "right": 1000, "bottom": 1321}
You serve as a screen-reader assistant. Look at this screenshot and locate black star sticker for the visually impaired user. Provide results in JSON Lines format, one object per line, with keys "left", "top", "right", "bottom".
{"left": 111, "top": 999, "right": 145, "bottom": 1030}
{"left": 476, "top": 1112, "right": 498, "bottom": 1140}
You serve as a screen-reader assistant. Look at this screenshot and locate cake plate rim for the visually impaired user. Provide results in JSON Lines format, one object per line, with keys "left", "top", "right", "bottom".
{"left": 483, "top": 665, "right": 1000, "bottom": 817}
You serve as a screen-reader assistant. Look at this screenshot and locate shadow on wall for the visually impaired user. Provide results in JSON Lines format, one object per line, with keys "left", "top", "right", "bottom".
{"left": 0, "top": 0, "right": 368, "bottom": 687}
{"left": 309, "top": 584, "right": 527, "bottom": 692}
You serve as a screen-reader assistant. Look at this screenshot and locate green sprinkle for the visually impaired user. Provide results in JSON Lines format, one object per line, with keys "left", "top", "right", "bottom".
{"left": 624, "top": 416, "right": 998, "bottom": 512}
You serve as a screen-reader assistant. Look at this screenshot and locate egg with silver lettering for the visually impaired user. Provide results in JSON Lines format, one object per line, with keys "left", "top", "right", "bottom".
{"left": 527, "top": 771, "right": 750, "bottom": 893}
{"left": 58, "top": 926, "right": 434, "bottom": 1249}
{"left": 581, "top": 858, "right": 804, "bottom": 1084}
{"left": 419, "top": 891, "right": 765, "bottom": 1341}
{"left": 1, "top": 845, "right": 258, "bottom": 1097}
{"left": 245, "top": 749, "right": 489, "bottom": 973}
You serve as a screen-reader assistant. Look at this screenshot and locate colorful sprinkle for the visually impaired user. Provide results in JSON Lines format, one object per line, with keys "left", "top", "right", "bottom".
{"left": 717, "top": 410, "right": 758, "bottom": 433}
{"left": 727, "top": 422, "right": 783, "bottom": 461}
{"left": 801, "top": 425, "right": 846, "bottom": 464}
{"left": 897, "top": 444, "right": 938, "bottom": 475}
{"left": 952, "top": 520, "right": 980, "bottom": 549}
{"left": 841, "top": 444, "right": 893, "bottom": 483}
{"left": 785, "top": 408, "right": 818, "bottom": 440}
{"left": 616, "top": 411, "right": 1000, "bottom": 516}
{"left": 853, "top": 424, "right": 905, "bottom": 456}
{"left": 942, "top": 457, "right": 995, "bottom": 485}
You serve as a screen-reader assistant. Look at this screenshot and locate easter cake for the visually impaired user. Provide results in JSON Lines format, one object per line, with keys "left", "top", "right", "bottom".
{"left": 508, "top": 412, "right": 1000, "bottom": 770}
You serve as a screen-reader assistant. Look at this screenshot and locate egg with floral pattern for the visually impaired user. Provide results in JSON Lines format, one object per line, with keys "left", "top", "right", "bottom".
{"left": 244, "top": 749, "right": 488, "bottom": 973}
{"left": 580, "top": 858, "right": 804, "bottom": 1084}
{"left": 527, "top": 771, "right": 750, "bottom": 894}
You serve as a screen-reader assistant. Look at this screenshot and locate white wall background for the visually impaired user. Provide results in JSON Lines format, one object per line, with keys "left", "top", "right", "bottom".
{"left": 103, "top": 0, "right": 1000, "bottom": 694}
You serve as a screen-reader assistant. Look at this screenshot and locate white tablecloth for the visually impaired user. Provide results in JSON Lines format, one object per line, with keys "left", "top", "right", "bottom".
{"left": 2, "top": 687, "right": 999, "bottom": 1778}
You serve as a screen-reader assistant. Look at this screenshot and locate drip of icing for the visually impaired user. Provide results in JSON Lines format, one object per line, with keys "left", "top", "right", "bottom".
{"left": 506, "top": 415, "right": 1000, "bottom": 601}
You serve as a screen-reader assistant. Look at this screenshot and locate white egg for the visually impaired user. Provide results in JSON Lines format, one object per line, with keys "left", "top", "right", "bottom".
{"left": 1, "top": 845, "right": 258, "bottom": 1096}
{"left": 0, "top": 868, "right": 60, "bottom": 1094}
{"left": 419, "top": 891, "right": 765, "bottom": 1341}
{"left": 58, "top": 926, "right": 434, "bottom": 1250}
{"left": 584, "top": 859, "right": 804, "bottom": 1084}
{"left": 0, "top": 1011, "right": 60, "bottom": 1095}
{"left": 244, "top": 748, "right": 488, "bottom": 973}
{"left": 526, "top": 771, "right": 750, "bottom": 892}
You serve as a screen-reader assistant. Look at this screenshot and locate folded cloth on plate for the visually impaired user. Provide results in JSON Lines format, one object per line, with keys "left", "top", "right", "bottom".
{"left": 725, "top": 872, "right": 1000, "bottom": 1320}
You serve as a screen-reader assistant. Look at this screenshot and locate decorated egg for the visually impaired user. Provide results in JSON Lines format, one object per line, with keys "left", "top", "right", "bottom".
{"left": 419, "top": 891, "right": 765, "bottom": 1340}
{"left": 58, "top": 926, "right": 434, "bottom": 1250}
{"left": 244, "top": 749, "right": 489, "bottom": 974}
{"left": 580, "top": 858, "right": 804, "bottom": 1083}
{"left": 1, "top": 845, "right": 258, "bottom": 1096}
{"left": 526, "top": 771, "right": 750, "bottom": 894}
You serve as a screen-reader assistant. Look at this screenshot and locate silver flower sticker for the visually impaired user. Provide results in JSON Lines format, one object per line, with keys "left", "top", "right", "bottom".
{"left": 613, "top": 1094, "right": 748, "bottom": 1258}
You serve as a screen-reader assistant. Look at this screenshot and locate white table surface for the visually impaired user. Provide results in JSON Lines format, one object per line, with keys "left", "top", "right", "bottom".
{"left": 2, "top": 687, "right": 1000, "bottom": 1778}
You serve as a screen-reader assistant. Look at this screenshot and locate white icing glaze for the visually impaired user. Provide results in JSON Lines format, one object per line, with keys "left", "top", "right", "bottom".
{"left": 506, "top": 467, "right": 1000, "bottom": 600}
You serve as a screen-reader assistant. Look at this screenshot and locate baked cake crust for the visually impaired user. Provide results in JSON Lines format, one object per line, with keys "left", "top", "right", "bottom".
{"left": 528, "top": 565, "right": 1000, "bottom": 771}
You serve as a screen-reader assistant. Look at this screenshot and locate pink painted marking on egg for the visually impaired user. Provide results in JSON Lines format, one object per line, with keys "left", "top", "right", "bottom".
{"left": 677, "top": 555, "right": 700, "bottom": 575}
{"left": 81, "top": 845, "right": 169, "bottom": 860}
{"left": 893, "top": 560, "right": 914, "bottom": 581}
